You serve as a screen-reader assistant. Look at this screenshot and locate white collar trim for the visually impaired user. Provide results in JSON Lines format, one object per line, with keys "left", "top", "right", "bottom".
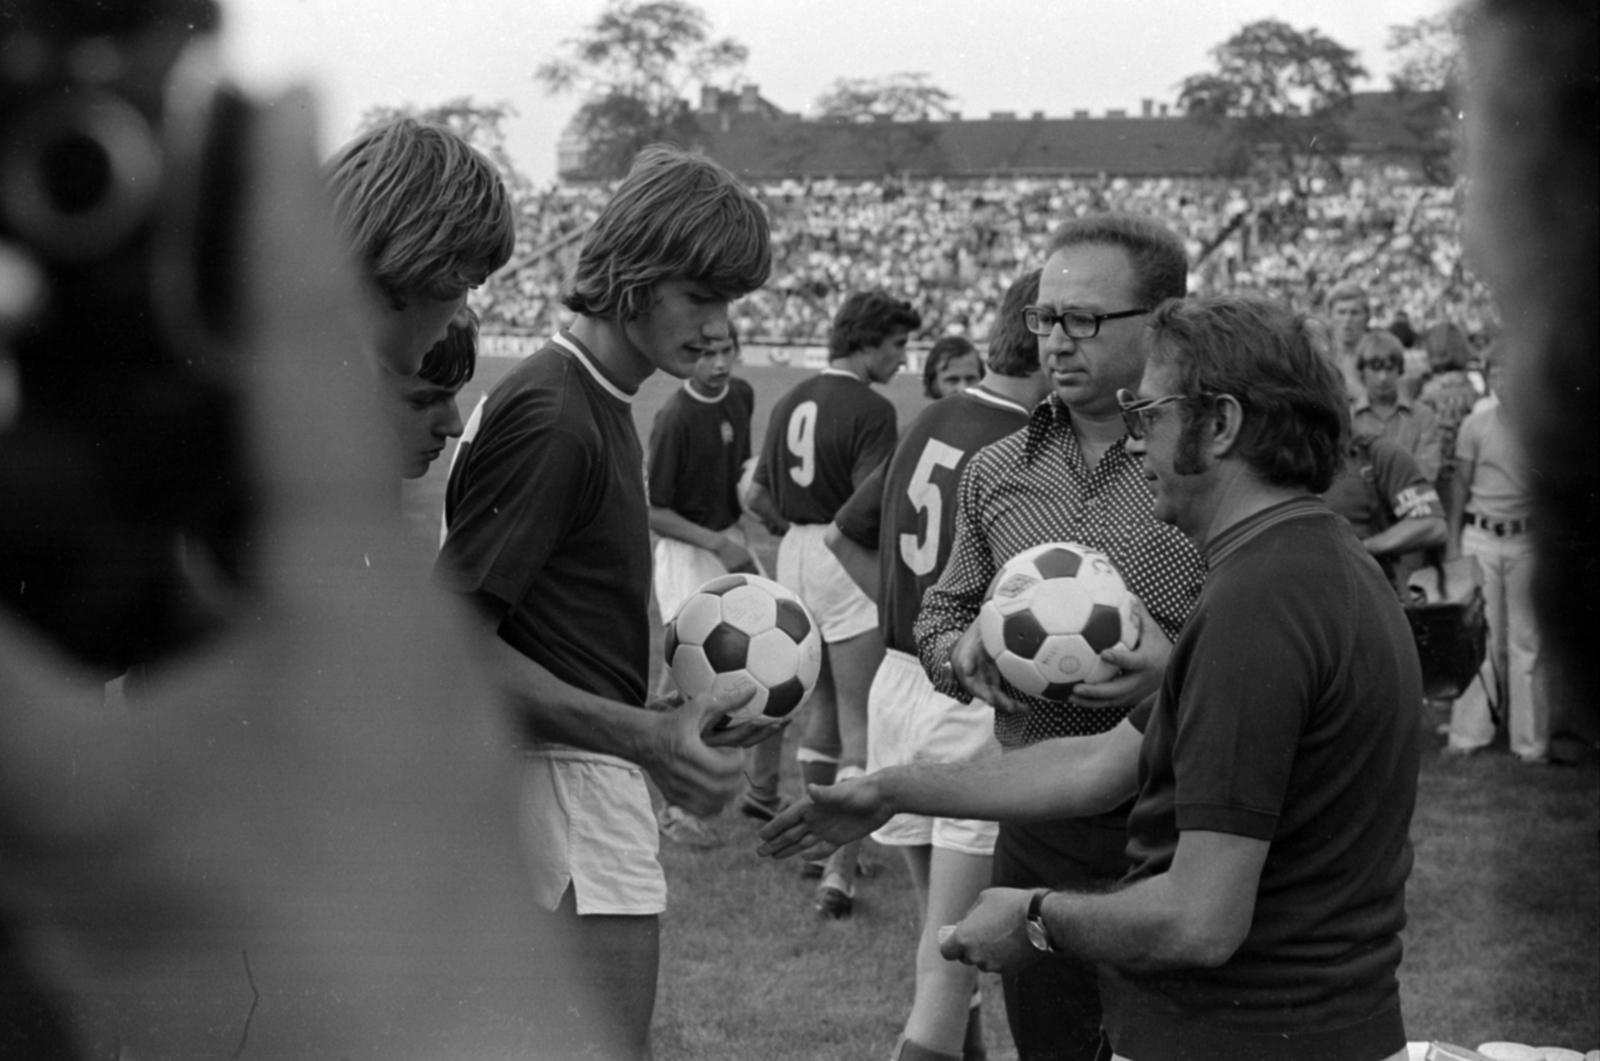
{"left": 683, "top": 379, "right": 729, "bottom": 404}
{"left": 963, "top": 386, "right": 1030, "bottom": 416}
{"left": 553, "top": 331, "right": 633, "bottom": 404}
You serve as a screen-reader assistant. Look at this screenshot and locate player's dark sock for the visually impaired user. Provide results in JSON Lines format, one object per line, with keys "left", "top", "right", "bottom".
{"left": 962, "top": 997, "right": 986, "bottom": 1061}
{"left": 799, "top": 756, "right": 837, "bottom": 789}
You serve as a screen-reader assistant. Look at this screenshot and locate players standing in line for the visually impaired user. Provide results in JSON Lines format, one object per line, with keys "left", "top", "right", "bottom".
{"left": 325, "top": 118, "right": 512, "bottom": 377}
{"left": 761, "top": 294, "right": 1421, "bottom": 1061}
{"left": 913, "top": 215, "right": 1205, "bottom": 1061}
{"left": 377, "top": 305, "right": 478, "bottom": 484}
{"left": 825, "top": 272, "right": 1047, "bottom": 1061}
{"left": 922, "top": 335, "right": 985, "bottom": 400}
{"left": 647, "top": 324, "right": 788, "bottom": 846}
{"left": 434, "top": 146, "right": 772, "bottom": 1060}
{"left": 747, "top": 290, "right": 921, "bottom": 918}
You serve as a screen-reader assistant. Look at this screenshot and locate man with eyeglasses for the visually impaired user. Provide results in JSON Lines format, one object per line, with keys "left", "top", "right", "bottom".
{"left": 910, "top": 214, "right": 1205, "bottom": 1061}
{"left": 1351, "top": 331, "right": 1442, "bottom": 483}
{"left": 762, "top": 295, "right": 1421, "bottom": 1061}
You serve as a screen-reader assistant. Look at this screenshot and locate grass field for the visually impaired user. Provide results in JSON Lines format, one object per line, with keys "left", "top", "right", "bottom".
{"left": 403, "top": 354, "right": 1600, "bottom": 1059}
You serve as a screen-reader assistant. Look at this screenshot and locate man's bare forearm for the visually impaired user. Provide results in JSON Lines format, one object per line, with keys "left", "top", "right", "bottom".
{"left": 878, "top": 721, "right": 1142, "bottom": 823}
{"left": 1036, "top": 830, "right": 1267, "bottom": 972}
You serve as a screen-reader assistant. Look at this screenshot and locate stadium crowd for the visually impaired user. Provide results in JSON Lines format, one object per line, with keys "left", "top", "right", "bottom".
{"left": 475, "top": 169, "right": 1495, "bottom": 346}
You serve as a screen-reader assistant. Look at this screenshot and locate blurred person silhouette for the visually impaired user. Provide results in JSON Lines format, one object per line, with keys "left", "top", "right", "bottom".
{"left": 0, "top": 20, "right": 598, "bottom": 1058}
{"left": 1461, "top": 0, "right": 1598, "bottom": 742}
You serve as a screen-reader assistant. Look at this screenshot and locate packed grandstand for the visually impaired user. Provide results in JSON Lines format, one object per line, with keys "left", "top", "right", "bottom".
{"left": 474, "top": 168, "right": 1493, "bottom": 348}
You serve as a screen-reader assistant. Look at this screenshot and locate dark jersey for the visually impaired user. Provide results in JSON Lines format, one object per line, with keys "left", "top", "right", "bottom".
{"left": 835, "top": 386, "right": 1032, "bottom": 653}
{"left": 753, "top": 368, "right": 897, "bottom": 525}
{"left": 435, "top": 332, "right": 652, "bottom": 709}
{"left": 648, "top": 377, "right": 754, "bottom": 533}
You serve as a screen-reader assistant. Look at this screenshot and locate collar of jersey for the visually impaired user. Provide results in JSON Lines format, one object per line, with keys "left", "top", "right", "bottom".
{"left": 1205, "top": 495, "right": 1329, "bottom": 566}
{"left": 683, "top": 379, "right": 730, "bottom": 404}
{"left": 821, "top": 366, "right": 863, "bottom": 382}
{"left": 963, "top": 385, "right": 1029, "bottom": 417}
{"left": 553, "top": 330, "right": 634, "bottom": 403}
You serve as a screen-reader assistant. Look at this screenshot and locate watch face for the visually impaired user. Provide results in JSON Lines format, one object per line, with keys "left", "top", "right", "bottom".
{"left": 1026, "top": 918, "right": 1052, "bottom": 953}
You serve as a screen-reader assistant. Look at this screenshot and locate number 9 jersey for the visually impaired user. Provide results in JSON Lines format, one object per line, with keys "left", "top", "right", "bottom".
{"left": 833, "top": 386, "right": 1033, "bottom": 653}
{"left": 753, "top": 367, "right": 898, "bottom": 525}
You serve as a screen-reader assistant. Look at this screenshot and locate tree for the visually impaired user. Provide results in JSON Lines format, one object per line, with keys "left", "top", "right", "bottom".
{"left": 813, "top": 72, "right": 957, "bottom": 123}
{"left": 1177, "top": 19, "right": 1367, "bottom": 193}
{"left": 1387, "top": 10, "right": 1466, "bottom": 94}
{"left": 535, "top": 0, "right": 747, "bottom": 178}
{"left": 1386, "top": 11, "right": 1466, "bottom": 183}
{"left": 357, "top": 97, "right": 529, "bottom": 196}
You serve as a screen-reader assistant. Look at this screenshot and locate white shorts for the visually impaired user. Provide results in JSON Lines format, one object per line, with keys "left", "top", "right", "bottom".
{"left": 867, "top": 649, "right": 1001, "bottom": 854}
{"left": 518, "top": 743, "right": 667, "bottom": 916}
{"left": 653, "top": 522, "right": 765, "bottom": 623}
{"left": 776, "top": 522, "right": 878, "bottom": 643}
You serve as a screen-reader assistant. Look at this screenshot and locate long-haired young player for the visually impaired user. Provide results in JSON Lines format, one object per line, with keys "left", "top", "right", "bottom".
{"left": 747, "top": 290, "right": 921, "bottom": 919}
{"left": 825, "top": 271, "right": 1047, "bottom": 1061}
{"left": 325, "top": 117, "right": 513, "bottom": 376}
{"left": 647, "top": 323, "right": 787, "bottom": 846}
{"left": 922, "top": 335, "right": 984, "bottom": 400}
{"left": 376, "top": 304, "right": 478, "bottom": 483}
{"left": 434, "top": 145, "right": 772, "bottom": 1060}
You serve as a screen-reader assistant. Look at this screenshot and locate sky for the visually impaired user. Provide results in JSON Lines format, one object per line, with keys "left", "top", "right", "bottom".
{"left": 219, "top": 0, "right": 1452, "bottom": 185}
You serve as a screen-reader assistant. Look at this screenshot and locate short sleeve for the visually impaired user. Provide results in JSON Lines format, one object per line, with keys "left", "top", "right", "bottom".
{"left": 435, "top": 390, "right": 593, "bottom": 609}
{"left": 834, "top": 460, "right": 887, "bottom": 550}
{"left": 851, "top": 407, "right": 898, "bottom": 489}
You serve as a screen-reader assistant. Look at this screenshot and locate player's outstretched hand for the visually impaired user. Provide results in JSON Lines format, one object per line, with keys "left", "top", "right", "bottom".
{"left": 1070, "top": 595, "right": 1172, "bottom": 710}
{"left": 938, "top": 887, "right": 1043, "bottom": 975}
{"left": 0, "top": 91, "right": 593, "bottom": 1058}
{"left": 645, "top": 685, "right": 754, "bottom": 816}
{"left": 951, "top": 620, "right": 1021, "bottom": 713}
{"left": 756, "top": 774, "right": 892, "bottom": 860}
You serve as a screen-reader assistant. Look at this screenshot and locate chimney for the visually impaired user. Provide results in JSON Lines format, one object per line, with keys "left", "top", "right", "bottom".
{"left": 1031, "top": 110, "right": 1045, "bottom": 120}
{"left": 1159, "top": 103, "right": 1170, "bottom": 117}
{"left": 1073, "top": 109, "right": 1090, "bottom": 119}
{"left": 739, "top": 84, "right": 759, "bottom": 113}
{"left": 1141, "top": 98, "right": 1153, "bottom": 118}
{"left": 701, "top": 85, "right": 718, "bottom": 113}
{"left": 1105, "top": 108, "right": 1127, "bottom": 118}
{"left": 990, "top": 110, "right": 1016, "bottom": 120}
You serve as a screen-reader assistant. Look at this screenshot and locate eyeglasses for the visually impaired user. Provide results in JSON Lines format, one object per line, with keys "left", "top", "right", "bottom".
{"left": 1116, "top": 388, "right": 1215, "bottom": 440}
{"left": 1022, "top": 305, "right": 1148, "bottom": 339}
{"left": 1358, "top": 360, "right": 1404, "bottom": 374}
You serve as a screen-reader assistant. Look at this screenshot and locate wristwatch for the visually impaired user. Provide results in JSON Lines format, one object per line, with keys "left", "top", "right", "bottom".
{"left": 1026, "top": 889, "right": 1056, "bottom": 953}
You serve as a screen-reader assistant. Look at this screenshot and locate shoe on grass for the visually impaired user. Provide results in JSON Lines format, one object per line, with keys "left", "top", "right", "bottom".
{"left": 814, "top": 873, "right": 854, "bottom": 920}
{"left": 657, "top": 805, "right": 723, "bottom": 849}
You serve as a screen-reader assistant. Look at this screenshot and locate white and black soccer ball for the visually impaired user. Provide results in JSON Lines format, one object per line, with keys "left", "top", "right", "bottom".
{"left": 977, "top": 542, "right": 1140, "bottom": 701}
{"left": 665, "top": 573, "right": 823, "bottom": 721}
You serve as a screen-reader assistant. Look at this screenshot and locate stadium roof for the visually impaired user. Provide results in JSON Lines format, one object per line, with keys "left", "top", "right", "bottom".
{"left": 692, "top": 109, "right": 1225, "bottom": 181}
{"left": 557, "top": 89, "right": 1446, "bottom": 181}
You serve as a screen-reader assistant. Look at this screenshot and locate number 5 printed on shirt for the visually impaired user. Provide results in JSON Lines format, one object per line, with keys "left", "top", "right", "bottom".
{"left": 899, "top": 439, "right": 964, "bottom": 576}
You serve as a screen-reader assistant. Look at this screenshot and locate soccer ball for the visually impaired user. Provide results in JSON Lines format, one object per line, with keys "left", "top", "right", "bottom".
{"left": 977, "top": 542, "right": 1140, "bottom": 701}
{"left": 665, "top": 573, "right": 823, "bottom": 721}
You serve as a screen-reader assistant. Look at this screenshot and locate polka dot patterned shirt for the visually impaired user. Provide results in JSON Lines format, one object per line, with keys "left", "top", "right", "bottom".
{"left": 915, "top": 394, "right": 1206, "bottom": 748}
